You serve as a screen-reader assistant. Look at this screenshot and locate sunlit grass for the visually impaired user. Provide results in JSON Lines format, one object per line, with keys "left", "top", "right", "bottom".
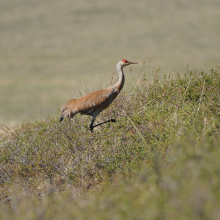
{"left": 0, "top": 66, "right": 220, "bottom": 219}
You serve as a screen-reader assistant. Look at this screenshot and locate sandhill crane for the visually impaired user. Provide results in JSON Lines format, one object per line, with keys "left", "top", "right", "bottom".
{"left": 59, "top": 59, "right": 138, "bottom": 132}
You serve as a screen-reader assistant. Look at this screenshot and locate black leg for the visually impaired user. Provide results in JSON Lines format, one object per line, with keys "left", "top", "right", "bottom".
{"left": 92, "top": 119, "right": 116, "bottom": 129}
{"left": 89, "top": 119, "right": 94, "bottom": 133}
{"left": 90, "top": 125, "right": 94, "bottom": 133}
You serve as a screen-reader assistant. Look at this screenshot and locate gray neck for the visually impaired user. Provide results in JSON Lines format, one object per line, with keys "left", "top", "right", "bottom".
{"left": 115, "top": 62, "right": 125, "bottom": 92}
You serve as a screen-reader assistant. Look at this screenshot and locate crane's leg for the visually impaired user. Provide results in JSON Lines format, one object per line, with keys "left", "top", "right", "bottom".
{"left": 89, "top": 112, "right": 99, "bottom": 133}
{"left": 92, "top": 119, "right": 116, "bottom": 130}
{"left": 90, "top": 115, "right": 116, "bottom": 133}
{"left": 89, "top": 112, "right": 116, "bottom": 133}
{"left": 90, "top": 119, "right": 116, "bottom": 132}
{"left": 89, "top": 119, "right": 95, "bottom": 132}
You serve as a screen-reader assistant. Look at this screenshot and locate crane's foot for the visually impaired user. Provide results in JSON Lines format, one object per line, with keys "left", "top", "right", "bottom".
{"left": 89, "top": 125, "right": 94, "bottom": 133}
{"left": 109, "top": 119, "right": 116, "bottom": 123}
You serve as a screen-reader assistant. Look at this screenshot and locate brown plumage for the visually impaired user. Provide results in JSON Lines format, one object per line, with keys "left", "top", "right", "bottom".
{"left": 59, "top": 59, "right": 138, "bottom": 132}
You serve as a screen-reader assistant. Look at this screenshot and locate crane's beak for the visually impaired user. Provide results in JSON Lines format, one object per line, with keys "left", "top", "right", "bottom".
{"left": 125, "top": 61, "right": 138, "bottom": 66}
{"left": 128, "top": 61, "right": 138, "bottom": 64}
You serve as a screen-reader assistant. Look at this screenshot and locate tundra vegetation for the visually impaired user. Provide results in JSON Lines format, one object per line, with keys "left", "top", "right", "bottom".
{"left": 0, "top": 66, "right": 220, "bottom": 219}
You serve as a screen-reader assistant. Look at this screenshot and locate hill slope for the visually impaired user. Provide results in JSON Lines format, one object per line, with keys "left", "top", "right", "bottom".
{"left": 0, "top": 67, "right": 220, "bottom": 219}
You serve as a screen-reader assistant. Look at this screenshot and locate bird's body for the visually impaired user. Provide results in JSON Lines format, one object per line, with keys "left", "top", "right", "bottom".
{"left": 60, "top": 59, "right": 138, "bottom": 132}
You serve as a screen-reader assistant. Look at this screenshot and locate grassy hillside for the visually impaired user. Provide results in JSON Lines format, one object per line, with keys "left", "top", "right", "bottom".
{"left": 0, "top": 67, "right": 220, "bottom": 219}
{"left": 1, "top": 0, "right": 220, "bottom": 125}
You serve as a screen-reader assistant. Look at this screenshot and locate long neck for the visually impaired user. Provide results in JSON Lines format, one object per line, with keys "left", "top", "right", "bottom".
{"left": 115, "top": 63, "right": 125, "bottom": 93}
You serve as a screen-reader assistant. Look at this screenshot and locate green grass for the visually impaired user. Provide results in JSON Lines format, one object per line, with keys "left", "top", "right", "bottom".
{"left": 1, "top": 0, "right": 220, "bottom": 125}
{"left": 0, "top": 67, "right": 220, "bottom": 219}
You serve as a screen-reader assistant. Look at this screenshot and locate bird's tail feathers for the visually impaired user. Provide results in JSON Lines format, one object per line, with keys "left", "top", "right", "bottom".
{"left": 59, "top": 114, "right": 64, "bottom": 122}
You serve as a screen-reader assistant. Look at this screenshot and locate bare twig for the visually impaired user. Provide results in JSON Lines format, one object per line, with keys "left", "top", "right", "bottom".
{"left": 197, "top": 80, "right": 205, "bottom": 114}
{"left": 122, "top": 110, "right": 149, "bottom": 147}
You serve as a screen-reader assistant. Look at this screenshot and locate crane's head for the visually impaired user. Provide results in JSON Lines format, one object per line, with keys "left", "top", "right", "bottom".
{"left": 119, "top": 59, "right": 138, "bottom": 68}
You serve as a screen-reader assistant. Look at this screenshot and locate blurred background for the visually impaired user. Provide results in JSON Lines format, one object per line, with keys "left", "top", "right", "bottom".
{"left": 1, "top": 0, "right": 220, "bottom": 126}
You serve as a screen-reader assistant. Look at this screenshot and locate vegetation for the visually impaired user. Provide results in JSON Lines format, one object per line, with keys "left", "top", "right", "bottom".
{"left": 0, "top": 67, "right": 220, "bottom": 219}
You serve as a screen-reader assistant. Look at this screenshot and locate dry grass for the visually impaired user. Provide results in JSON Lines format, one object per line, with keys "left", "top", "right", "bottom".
{"left": 0, "top": 68, "right": 220, "bottom": 219}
